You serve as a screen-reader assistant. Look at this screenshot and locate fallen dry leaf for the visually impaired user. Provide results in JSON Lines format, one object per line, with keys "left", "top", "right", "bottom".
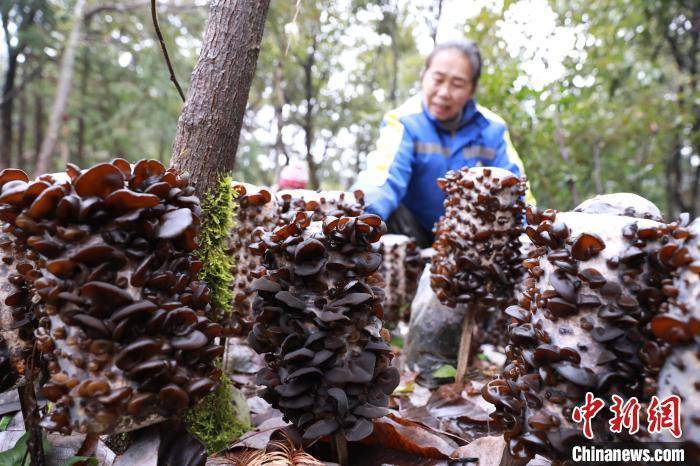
{"left": 407, "top": 383, "right": 432, "bottom": 407}
{"left": 232, "top": 416, "right": 290, "bottom": 451}
{"left": 450, "top": 435, "right": 507, "bottom": 466}
{"left": 361, "top": 413, "right": 460, "bottom": 459}
{"left": 427, "top": 383, "right": 491, "bottom": 423}
{"left": 394, "top": 370, "right": 419, "bottom": 394}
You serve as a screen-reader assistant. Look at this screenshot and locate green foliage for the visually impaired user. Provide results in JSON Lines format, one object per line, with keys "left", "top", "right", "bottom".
{"left": 432, "top": 364, "right": 456, "bottom": 380}
{"left": 0, "top": 415, "right": 11, "bottom": 431}
{"left": 0, "top": 432, "right": 50, "bottom": 466}
{"left": 5, "top": 0, "right": 699, "bottom": 217}
{"left": 186, "top": 175, "right": 246, "bottom": 454}
{"left": 196, "top": 175, "right": 236, "bottom": 313}
{"left": 185, "top": 374, "right": 250, "bottom": 455}
{"left": 390, "top": 335, "right": 404, "bottom": 348}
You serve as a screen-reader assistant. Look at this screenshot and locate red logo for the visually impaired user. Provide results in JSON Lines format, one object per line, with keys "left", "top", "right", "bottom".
{"left": 609, "top": 395, "right": 641, "bottom": 435}
{"left": 572, "top": 393, "right": 683, "bottom": 439}
{"left": 572, "top": 392, "right": 605, "bottom": 439}
{"left": 647, "top": 395, "right": 682, "bottom": 438}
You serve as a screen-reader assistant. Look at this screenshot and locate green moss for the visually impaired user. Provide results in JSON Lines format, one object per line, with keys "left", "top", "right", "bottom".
{"left": 185, "top": 373, "right": 250, "bottom": 454}
{"left": 196, "top": 175, "right": 236, "bottom": 313}
{"left": 186, "top": 175, "right": 249, "bottom": 453}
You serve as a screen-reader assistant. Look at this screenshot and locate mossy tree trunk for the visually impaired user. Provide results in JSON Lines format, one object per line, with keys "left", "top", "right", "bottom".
{"left": 171, "top": 0, "right": 271, "bottom": 198}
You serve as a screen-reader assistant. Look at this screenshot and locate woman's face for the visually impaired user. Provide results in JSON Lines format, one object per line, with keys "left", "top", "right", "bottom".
{"left": 421, "top": 48, "right": 475, "bottom": 122}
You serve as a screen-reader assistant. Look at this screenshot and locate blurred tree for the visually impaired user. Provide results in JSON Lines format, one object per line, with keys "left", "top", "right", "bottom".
{"left": 35, "top": 0, "right": 86, "bottom": 175}
{"left": 0, "top": 0, "right": 52, "bottom": 168}
{"left": 2, "top": 0, "right": 697, "bottom": 220}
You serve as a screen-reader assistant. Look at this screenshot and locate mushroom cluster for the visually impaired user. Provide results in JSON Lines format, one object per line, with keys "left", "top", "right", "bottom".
{"left": 484, "top": 206, "right": 690, "bottom": 459}
{"left": 228, "top": 183, "right": 277, "bottom": 335}
{"left": 247, "top": 212, "right": 400, "bottom": 442}
{"left": 378, "top": 234, "right": 423, "bottom": 325}
{"left": 275, "top": 189, "right": 365, "bottom": 225}
{"left": 227, "top": 186, "right": 367, "bottom": 336}
{"left": 430, "top": 166, "right": 527, "bottom": 310}
{"left": 0, "top": 161, "right": 222, "bottom": 435}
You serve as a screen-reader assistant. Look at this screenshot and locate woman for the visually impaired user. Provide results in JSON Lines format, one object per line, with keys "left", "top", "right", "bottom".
{"left": 353, "top": 39, "right": 534, "bottom": 248}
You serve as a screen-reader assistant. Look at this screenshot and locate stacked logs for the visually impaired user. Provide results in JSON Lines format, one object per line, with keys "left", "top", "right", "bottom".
{"left": 0, "top": 202, "right": 32, "bottom": 391}
{"left": 0, "top": 161, "right": 222, "bottom": 435}
{"left": 430, "top": 167, "right": 527, "bottom": 310}
{"left": 654, "top": 218, "right": 700, "bottom": 444}
{"left": 483, "top": 206, "right": 691, "bottom": 459}
{"left": 378, "top": 234, "right": 422, "bottom": 325}
{"left": 227, "top": 183, "right": 277, "bottom": 335}
{"left": 247, "top": 212, "right": 400, "bottom": 442}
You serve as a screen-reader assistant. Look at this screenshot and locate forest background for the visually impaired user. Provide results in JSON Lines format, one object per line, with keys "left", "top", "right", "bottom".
{"left": 1, "top": 0, "right": 699, "bottom": 218}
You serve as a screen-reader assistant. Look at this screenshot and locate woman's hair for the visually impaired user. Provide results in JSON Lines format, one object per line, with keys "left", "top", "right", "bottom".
{"left": 424, "top": 39, "right": 482, "bottom": 87}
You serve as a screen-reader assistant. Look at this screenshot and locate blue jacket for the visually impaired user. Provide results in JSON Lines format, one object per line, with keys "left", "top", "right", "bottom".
{"left": 352, "top": 94, "right": 534, "bottom": 233}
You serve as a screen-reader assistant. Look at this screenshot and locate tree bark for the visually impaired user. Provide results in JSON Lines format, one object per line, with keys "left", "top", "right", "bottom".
{"left": 171, "top": 0, "right": 271, "bottom": 197}
{"left": 35, "top": 0, "right": 87, "bottom": 175}
{"left": 303, "top": 36, "right": 320, "bottom": 190}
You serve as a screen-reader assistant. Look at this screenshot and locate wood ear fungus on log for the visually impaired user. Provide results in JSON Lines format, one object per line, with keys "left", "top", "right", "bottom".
{"left": 248, "top": 212, "right": 398, "bottom": 443}
{"left": 0, "top": 161, "right": 221, "bottom": 435}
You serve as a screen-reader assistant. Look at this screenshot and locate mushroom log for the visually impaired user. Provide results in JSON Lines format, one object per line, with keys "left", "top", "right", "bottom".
{"left": 0, "top": 161, "right": 222, "bottom": 435}
{"left": 248, "top": 212, "right": 400, "bottom": 442}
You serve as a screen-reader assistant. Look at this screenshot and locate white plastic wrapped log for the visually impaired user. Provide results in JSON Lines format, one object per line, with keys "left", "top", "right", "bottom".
{"left": 487, "top": 208, "right": 687, "bottom": 460}
{"left": 378, "top": 234, "right": 422, "bottom": 325}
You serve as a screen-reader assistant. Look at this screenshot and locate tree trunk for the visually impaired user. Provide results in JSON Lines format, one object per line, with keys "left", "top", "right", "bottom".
{"left": 303, "top": 37, "right": 320, "bottom": 190}
{"left": 430, "top": 0, "right": 444, "bottom": 44}
{"left": 59, "top": 123, "right": 71, "bottom": 168}
{"left": 33, "top": 86, "right": 44, "bottom": 168}
{"left": 171, "top": 0, "right": 271, "bottom": 198}
{"left": 0, "top": 57, "right": 17, "bottom": 168}
{"left": 17, "top": 74, "right": 27, "bottom": 171}
{"left": 390, "top": 32, "right": 399, "bottom": 107}
{"left": 553, "top": 110, "right": 579, "bottom": 207}
{"left": 273, "top": 60, "right": 288, "bottom": 181}
{"left": 76, "top": 46, "right": 90, "bottom": 167}
{"left": 35, "top": 0, "right": 87, "bottom": 175}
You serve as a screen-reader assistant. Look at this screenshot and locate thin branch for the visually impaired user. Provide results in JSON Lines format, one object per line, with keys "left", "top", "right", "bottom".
{"left": 85, "top": 1, "right": 150, "bottom": 20}
{"left": 285, "top": 0, "right": 303, "bottom": 56}
{"left": 151, "top": 0, "right": 186, "bottom": 102}
{"left": 85, "top": 1, "right": 203, "bottom": 21}
{"left": 1, "top": 8, "right": 13, "bottom": 54}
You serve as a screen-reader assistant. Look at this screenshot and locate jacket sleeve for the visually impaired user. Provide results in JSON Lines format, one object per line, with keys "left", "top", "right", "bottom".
{"left": 492, "top": 124, "right": 537, "bottom": 206}
{"left": 352, "top": 112, "right": 415, "bottom": 220}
